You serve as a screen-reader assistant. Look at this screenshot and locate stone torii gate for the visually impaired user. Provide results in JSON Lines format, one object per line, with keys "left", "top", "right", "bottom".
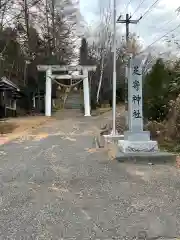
{"left": 37, "top": 65, "right": 96, "bottom": 117}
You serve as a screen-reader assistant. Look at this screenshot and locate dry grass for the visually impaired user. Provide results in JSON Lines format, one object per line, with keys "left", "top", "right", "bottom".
{"left": 0, "top": 122, "right": 17, "bottom": 135}
{"left": 176, "top": 156, "right": 180, "bottom": 168}
{"left": 146, "top": 94, "right": 180, "bottom": 153}
{"left": 0, "top": 116, "right": 54, "bottom": 142}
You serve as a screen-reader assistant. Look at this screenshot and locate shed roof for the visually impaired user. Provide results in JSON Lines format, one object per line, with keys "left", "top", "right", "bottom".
{"left": 0, "top": 77, "right": 20, "bottom": 92}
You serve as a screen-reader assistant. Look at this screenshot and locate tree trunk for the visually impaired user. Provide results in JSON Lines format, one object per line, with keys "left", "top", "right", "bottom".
{"left": 38, "top": 86, "right": 40, "bottom": 112}
{"left": 24, "top": 0, "right": 30, "bottom": 56}
{"left": 51, "top": 0, "right": 56, "bottom": 54}
{"left": 96, "top": 55, "right": 105, "bottom": 103}
{"left": 45, "top": 0, "right": 51, "bottom": 56}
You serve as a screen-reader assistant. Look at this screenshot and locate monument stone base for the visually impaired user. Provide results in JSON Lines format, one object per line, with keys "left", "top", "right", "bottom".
{"left": 116, "top": 151, "right": 176, "bottom": 164}
{"left": 118, "top": 140, "right": 159, "bottom": 153}
{"left": 118, "top": 130, "right": 159, "bottom": 153}
{"left": 116, "top": 131, "right": 176, "bottom": 164}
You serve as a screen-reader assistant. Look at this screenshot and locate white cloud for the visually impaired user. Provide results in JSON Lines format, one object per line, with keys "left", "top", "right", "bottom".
{"left": 80, "top": 0, "right": 180, "bottom": 55}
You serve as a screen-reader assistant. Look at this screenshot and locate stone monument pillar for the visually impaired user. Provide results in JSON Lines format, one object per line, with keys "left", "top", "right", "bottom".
{"left": 118, "top": 56, "right": 159, "bottom": 153}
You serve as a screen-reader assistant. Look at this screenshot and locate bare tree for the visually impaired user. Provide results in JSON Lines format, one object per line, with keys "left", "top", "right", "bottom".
{"left": 85, "top": 5, "right": 142, "bottom": 104}
{"left": 85, "top": 0, "right": 113, "bottom": 103}
{"left": 0, "top": 0, "right": 16, "bottom": 30}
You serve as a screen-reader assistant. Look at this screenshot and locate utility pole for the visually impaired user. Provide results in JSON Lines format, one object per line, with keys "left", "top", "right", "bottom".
{"left": 112, "top": 0, "right": 117, "bottom": 135}
{"left": 117, "top": 13, "right": 141, "bottom": 126}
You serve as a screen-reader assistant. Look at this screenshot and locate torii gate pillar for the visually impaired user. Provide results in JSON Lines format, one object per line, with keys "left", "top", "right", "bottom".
{"left": 45, "top": 67, "right": 52, "bottom": 117}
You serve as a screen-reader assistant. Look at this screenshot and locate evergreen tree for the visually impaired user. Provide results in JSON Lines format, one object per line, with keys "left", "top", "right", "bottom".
{"left": 143, "top": 59, "right": 172, "bottom": 121}
{"left": 79, "top": 38, "right": 88, "bottom": 66}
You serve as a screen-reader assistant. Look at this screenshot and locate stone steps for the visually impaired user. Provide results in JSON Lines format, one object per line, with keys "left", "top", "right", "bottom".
{"left": 64, "top": 93, "right": 83, "bottom": 109}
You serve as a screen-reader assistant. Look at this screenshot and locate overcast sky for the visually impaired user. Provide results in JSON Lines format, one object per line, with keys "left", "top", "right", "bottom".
{"left": 79, "top": 0, "right": 180, "bottom": 54}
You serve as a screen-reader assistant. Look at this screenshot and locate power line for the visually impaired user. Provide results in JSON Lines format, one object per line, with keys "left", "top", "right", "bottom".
{"left": 144, "top": 18, "right": 178, "bottom": 42}
{"left": 133, "top": 0, "right": 161, "bottom": 39}
{"left": 144, "top": 9, "right": 180, "bottom": 31}
{"left": 124, "top": 0, "right": 133, "bottom": 12}
{"left": 148, "top": 18, "right": 174, "bottom": 31}
{"left": 140, "top": 0, "right": 161, "bottom": 20}
{"left": 140, "top": 23, "right": 180, "bottom": 54}
{"left": 130, "top": 0, "right": 146, "bottom": 19}
{"left": 136, "top": 6, "right": 179, "bottom": 49}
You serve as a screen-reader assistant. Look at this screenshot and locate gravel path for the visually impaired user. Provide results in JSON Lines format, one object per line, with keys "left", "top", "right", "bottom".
{"left": 0, "top": 109, "right": 179, "bottom": 239}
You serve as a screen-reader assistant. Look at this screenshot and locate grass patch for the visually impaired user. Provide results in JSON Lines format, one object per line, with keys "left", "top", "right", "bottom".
{"left": 98, "top": 107, "right": 111, "bottom": 114}
{"left": 159, "top": 140, "right": 180, "bottom": 153}
{"left": 92, "top": 107, "right": 111, "bottom": 116}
